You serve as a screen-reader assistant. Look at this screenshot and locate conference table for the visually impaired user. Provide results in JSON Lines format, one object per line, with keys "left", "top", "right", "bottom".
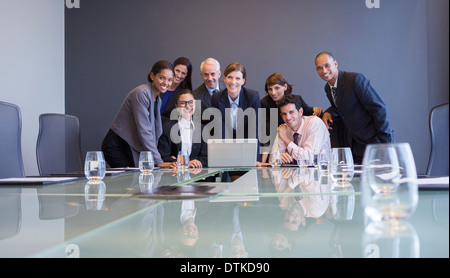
{"left": 0, "top": 167, "right": 448, "bottom": 259}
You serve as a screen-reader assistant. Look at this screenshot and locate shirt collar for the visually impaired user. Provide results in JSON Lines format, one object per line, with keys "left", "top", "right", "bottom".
{"left": 328, "top": 79, "right": 338, "bottom": 90}
{"left": 207, "top": 84, "right": 220, "bottom": 95}
{"left": 292, "top": 116, "right": 306, "bottom": 134}
{"left": 178, "top": 116, "right": 195, "bottom": 130}
{"left": 227, "top": 93, "right": 240, "bottom": 106}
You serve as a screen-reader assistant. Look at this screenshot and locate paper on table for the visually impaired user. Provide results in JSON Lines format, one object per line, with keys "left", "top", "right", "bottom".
{"left": 417, "top": 176, "right": 449, "bottom": 185}
{"left": 0, "top": 177, "right": 79, "bottom": 185}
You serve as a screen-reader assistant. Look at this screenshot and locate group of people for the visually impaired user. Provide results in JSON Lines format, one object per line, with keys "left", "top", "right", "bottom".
{"left": 101, "top": 52, "right": 395, "bottom": 169}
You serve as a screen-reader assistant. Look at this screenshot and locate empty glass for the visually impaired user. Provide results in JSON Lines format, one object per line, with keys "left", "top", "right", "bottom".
{"left": 139, "top": 151, "right": 154, "bottom": 173}
{"left": 361, "top": 143, "right": 418, "bottom": 222}
{"left": 177, "top": 151, "right": 190, "bottom": 171}
{"left": 329, "top": 147, "right": 354, "bottom": 186}
{"left": 270, "top": 150, "right": 282, "bottom": 168}
{"left": 84, "top": 151, "right": 106, "bottom": 181}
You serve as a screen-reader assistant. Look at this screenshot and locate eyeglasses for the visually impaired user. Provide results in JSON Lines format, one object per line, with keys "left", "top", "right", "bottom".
{"left": 178, "top": 100, "right": 195, "bottom": 107}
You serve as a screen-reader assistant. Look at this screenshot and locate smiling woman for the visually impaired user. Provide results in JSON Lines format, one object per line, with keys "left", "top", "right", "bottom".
{"left": 211, "top": 62, "right": 263, "bottom": 163}
{"left": 161, "top": 57, "right": 193, "bottom": 121}
{"left": 101, "top": 60, "right": 175, "bottom": 168}
{"left": 157, "top": 89, "right": 208, "bottom": 168}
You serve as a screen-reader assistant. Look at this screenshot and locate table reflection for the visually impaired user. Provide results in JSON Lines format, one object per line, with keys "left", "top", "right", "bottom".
{"left": 362, "top": 220, "right": 420, "bottom": 258}
{"left": 0, "top": 168, "right": 447, "bottom": 258}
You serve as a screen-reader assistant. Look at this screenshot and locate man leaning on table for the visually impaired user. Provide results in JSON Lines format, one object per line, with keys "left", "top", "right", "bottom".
{"left": 271, "top": 94, "right": 331, "bottom": 165}
{"left": 314, "top": 51, "right": 394, "bottom": 164}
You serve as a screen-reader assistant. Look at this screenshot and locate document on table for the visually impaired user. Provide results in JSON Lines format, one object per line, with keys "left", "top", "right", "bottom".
{"left": 0, "top": 177, "right": 80, "bottom": 185}
{"left": 417, "top": 176, "right": 449, "bottom": 190}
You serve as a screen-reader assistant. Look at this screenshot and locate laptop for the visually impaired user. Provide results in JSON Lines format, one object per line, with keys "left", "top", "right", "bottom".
{"left": 207, "top": 138, "right": 258, "bottom": 167}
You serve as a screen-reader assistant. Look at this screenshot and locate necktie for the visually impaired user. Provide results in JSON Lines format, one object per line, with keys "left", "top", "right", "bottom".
{"left": 292, "top": 132, "right": 300, "bottom": 165}
{"left": 293, "top": 132, "right": 300, "bottom": 146}
{"left": 210, "top": 89, "right": 218, "bottom": 96}
{"left": 331, "top": 87, "right": 338, "bottom": 106}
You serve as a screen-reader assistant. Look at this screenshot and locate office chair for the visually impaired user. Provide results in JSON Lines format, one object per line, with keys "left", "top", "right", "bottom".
{"left": 36, "top": 113, "right": 84, "bottom": 175}
{"left": 0, "top": 101, "right": 25, "bottom": 178}
{"left": 426, "top": 103, "right": 449, "bottom": 177}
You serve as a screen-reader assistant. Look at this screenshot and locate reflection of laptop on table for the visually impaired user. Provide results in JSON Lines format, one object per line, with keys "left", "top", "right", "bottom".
{"left": 207, "top": 139, "right": 257, "bottom": 168}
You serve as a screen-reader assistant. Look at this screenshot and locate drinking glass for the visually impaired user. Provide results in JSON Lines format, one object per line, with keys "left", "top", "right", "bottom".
{"left": 318, "top": 148, "right": 331, "bottom": 174}
{"left": 361, "top": 143, "right": 418, "bottom": 222}
{"left": 329, "top": 147, "right": 354, "bottom": 186}
{"left": 177, "top": 151, "right": 190, "bottom": 171}
{"left": 270, "top": 150, "right": 282, "bottom": 168}
{"left": 139, "top": 151, "right": 154, "bottom": 173}
{"left": 84, "top": 151, "right": 106, "bottom": 181}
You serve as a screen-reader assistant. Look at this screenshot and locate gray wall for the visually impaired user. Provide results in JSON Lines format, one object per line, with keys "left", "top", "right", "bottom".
{"left": 65, "top": 0, "right": 449, "bottom": 173}
{"left": 1, "top": 0, "right": 65, "bottom": 176}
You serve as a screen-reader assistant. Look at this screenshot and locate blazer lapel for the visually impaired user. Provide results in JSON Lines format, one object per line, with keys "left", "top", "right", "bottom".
{"left": 325, "top": 85, "right": 336, "bottom": 109}
{"left": 238, "top": 88, "right": 247, "bottom": 110}
{"left": 219, "top": 90, "right": 230, "bottom": 109}
{"left": 335, "top": 71, "right": 345, "bottom": 109}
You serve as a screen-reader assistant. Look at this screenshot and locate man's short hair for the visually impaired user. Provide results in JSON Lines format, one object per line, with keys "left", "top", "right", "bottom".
{"left": 315, "top": 51, "right": 335, "bottom": 61}
{"left": 200, "top": 57, "right": 220, "bottom": 72}
{"left": 276, "top": 94, "right": 302, "bottom": 111}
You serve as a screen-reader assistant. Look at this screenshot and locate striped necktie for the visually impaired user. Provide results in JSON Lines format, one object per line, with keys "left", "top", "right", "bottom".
{"left": 331, "top": 87, "right": 338, "bottom": 107}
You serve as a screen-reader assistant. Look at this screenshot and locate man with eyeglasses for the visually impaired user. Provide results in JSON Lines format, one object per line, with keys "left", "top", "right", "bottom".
{"left": 193, "top": 58, "right": 226, "bottom": 126}
{"left": 158, "top": 89, "right": 208, "bottom": 168}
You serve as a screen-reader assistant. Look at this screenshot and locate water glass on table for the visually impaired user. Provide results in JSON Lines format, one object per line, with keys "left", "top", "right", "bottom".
{"left": 139, "top": 151, "right": 154, "bottom": 174}
{"left": 329, "top": 147, "right": 354, "bottom": 186}
{"left": 84, "top": 151, "right": 106, "bottom": 181}
{"left": 361, "top": 143, "right": 418, "bottom": 223}
{"left": 177, "top": 151, "right": 190, "bottom": 171}
{"left": 270, "top": 150, "right": 282, "bottom": 168}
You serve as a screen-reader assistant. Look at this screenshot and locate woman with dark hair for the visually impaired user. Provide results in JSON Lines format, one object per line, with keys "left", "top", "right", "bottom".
{"left": 160, "top": 57, "right": 193, "bottom": 120}
{"left": 260, "top": 73, "right": 322, "bottom": 162}
{"left": 158, "top": 89, "right": 208, "bottom": 168}
{"left": 211, "top": 62, "right": 266, "bottom": 165}
{"left": 101, "top": 60, "right": 175, "bottom": 168}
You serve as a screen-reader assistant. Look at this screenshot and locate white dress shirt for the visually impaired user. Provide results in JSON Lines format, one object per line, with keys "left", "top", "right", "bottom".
{"left": 178, "top": 116, "right": 195, "bottom": 156}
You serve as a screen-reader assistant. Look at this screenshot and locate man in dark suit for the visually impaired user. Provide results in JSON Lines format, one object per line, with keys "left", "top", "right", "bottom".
{"left": 315, "top": 52, "right": 394, "bottom": 164}
{"left": 193, "top": 58, "right": 226, "bottom": 126}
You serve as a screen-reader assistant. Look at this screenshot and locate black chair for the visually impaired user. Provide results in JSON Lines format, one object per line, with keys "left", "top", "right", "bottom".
{"left": 426, "top": 103, "right": 449, "bottom": 177}
{"left": 0, "top": 101, "right": 25, "bottom": 178}
{"left": 36, "top": 113, "right": 83, "bottom": 175}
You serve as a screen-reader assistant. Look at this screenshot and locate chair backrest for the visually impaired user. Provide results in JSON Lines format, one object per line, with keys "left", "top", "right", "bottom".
{"left": 426, "top": 103, "right": 449, "bottom": 177}
{"left": 0, "top": 101, "right": 25, "bottom": 178}
{"left": 36, "top": 113, "right": 83, "bottom": 175}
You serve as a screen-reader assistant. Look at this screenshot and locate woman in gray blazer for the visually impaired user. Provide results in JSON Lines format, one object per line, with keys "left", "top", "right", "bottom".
{"left": 101, "top": 60, "right": 175, "bottom": 168}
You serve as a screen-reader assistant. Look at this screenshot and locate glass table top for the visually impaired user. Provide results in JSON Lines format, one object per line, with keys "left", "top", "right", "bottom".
{"left": 0, "top": 167, "right": 448, "bottom": 258}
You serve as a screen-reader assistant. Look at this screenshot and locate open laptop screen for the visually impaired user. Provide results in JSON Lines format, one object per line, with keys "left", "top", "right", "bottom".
{"left": 207, "top": 138, "right": 258, "bottom": 167}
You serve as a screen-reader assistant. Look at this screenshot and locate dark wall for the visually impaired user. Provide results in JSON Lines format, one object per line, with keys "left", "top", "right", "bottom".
{"left": 65, "top": 0, "right": 449, "bottom": 173}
